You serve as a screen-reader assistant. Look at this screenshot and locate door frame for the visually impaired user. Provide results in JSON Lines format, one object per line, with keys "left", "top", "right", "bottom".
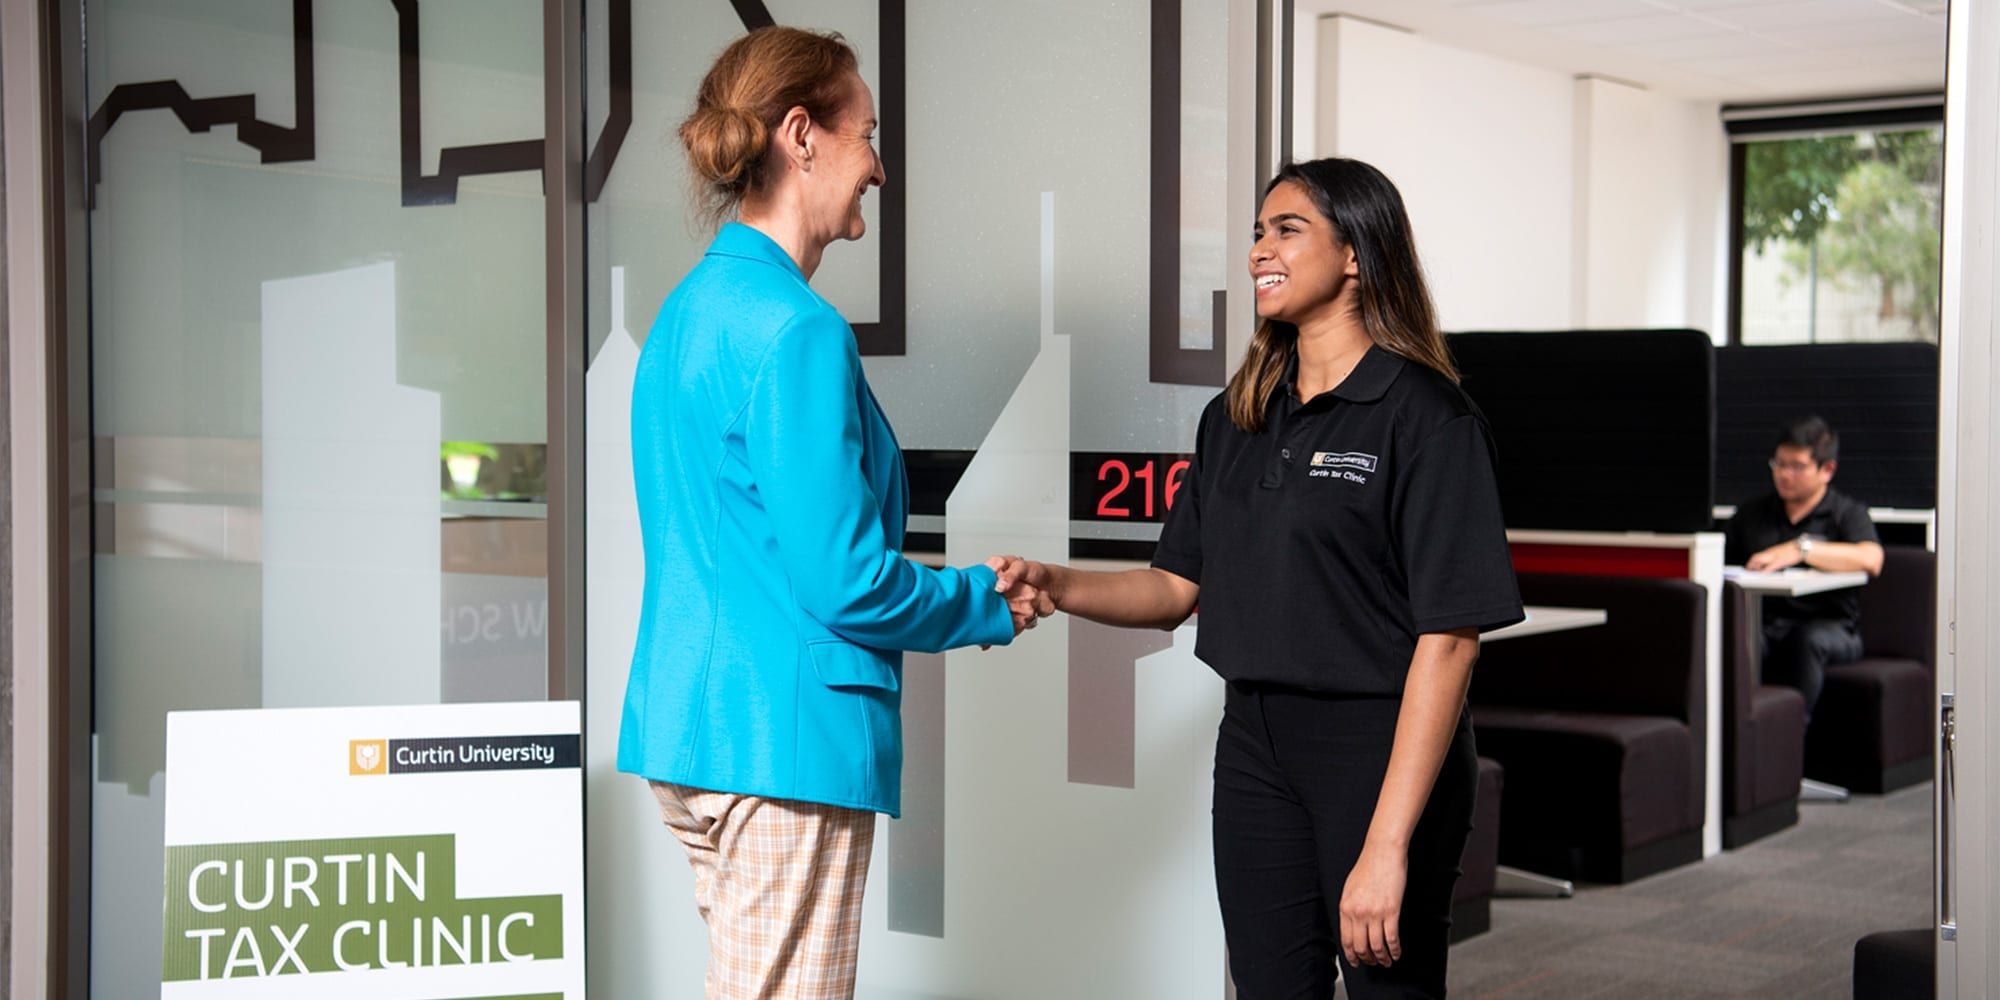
{"left": 1939, "top": 0, "right": 1999, "bottom": 994}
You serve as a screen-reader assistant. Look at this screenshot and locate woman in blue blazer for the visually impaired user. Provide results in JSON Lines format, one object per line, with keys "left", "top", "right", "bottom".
{"left": 619, "top": 27, "right": 1043, "bottom": 999}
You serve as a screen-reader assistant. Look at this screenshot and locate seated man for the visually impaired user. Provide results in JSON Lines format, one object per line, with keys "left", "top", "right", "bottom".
{"left": 1725, "top": 416, "right": 1885, "bottom": 718}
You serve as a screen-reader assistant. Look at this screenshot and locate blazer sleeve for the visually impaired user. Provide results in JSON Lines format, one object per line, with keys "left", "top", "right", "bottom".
{"left": 743, "top": 308, "right": 1015, "bottom": 652}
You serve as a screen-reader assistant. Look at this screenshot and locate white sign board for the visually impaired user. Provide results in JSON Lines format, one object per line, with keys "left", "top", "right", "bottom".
{"left": 161, "top": 701, "right": 586, "bottom": 999}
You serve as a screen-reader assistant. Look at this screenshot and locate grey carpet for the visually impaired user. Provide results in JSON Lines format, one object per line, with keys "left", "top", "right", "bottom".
{"left": 1443, "top": 784, "right": 1933, "bottom": 999}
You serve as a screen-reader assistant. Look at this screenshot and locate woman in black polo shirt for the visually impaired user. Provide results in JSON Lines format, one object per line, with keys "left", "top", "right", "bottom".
{"left": 1020, "top": 158, "right": 1521, "bottom": 998}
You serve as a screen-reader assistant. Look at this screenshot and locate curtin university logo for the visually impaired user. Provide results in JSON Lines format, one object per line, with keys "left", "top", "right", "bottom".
{"left": 1311, "top": 451, "right": 1379, "bottom": 473}
{"left": 348, "top": 740, "right": 388, "bottom": 776}
{"left": 348, "top": 734, "right": 582, "bottom": 776}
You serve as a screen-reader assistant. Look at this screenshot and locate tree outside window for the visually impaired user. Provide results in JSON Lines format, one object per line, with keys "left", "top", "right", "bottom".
{"left": 1738, "top": 126, "right": 1943, "bottom": 344}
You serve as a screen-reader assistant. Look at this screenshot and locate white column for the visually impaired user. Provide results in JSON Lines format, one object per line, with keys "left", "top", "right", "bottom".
{"left": 1689, "top": 533, "right": 1726, "bottom": 858}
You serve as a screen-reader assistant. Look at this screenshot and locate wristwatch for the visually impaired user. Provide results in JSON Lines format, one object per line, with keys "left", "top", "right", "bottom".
{"left": 1797, "top": 535, "right": 1816, "bottom": 562}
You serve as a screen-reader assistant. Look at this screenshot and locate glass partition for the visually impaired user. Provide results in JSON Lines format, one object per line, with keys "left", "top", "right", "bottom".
{"left": 83, "top": 2, "right": 550, "bottom": 993}
{"left": 77, "top": 0, "right": 1265, "bottom": 993}
{"left": 582, "top": 1, "right": 1259, "bottom": 995}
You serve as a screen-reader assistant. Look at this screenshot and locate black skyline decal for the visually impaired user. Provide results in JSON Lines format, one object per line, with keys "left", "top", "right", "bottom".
{"left": 84, "top": 0, "right": 907, "bottom": 355}
{"left": 86, "top": 0, "right": 636, "bottom": 209}
{"left": 391, "top": 0, "right": 632, "bottom": 206}
{"left": 1150, "top": 0, "right": 1226, "bottom": 386}
{"left": 86, "top": 0, "right": 317, "bottom": 211}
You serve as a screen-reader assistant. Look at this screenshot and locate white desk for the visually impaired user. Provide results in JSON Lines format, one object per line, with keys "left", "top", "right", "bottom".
{"left": 1724, "top": 566, "right": 1870, "bottom": 802}
{"left": 1724, "top": 567, "right": 1871, "bottom": 678}
{"left": 1724, "top": 567, "right": 1872, "bottom": 597}
{"left": 1485, "top": 606, "right": 1608, "bottom": 642}
{"left": 1480, "top": 605, "right": 1608, "bottom": 899}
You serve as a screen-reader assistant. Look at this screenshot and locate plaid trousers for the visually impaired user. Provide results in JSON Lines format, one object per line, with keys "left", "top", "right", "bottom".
{"left": 651, "top": 781, "right": 877, "bottom": 1000}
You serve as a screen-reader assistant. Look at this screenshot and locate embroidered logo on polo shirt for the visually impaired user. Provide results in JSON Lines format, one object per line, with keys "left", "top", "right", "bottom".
{"left": 1308, "top": 451, "right": 1377, "bottom": 484}
{"left": 1310, "top": 451, "right": 1377, "bottom": 472}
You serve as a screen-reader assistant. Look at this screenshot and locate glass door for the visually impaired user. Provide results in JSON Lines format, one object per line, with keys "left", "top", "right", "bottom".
{"left": 83, "top": 2, "right": 552, "bottom": 993}
{"left": 71, "top": 0, "right": 1268, "bottom": 992}
{"left": 580, "top": 1, "right": 1265, "bottom": 995}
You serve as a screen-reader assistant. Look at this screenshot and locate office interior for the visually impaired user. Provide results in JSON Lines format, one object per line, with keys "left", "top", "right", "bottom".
{"left": 5, "top": 0, "right": 1999, "bottom": 997}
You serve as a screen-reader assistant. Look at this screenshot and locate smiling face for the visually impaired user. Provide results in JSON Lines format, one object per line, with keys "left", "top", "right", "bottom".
{"left": 811, "top": 71, "right": 886, "bottom": 243}
{"left": 1250, "top": 180, "right": 1357, "bottom": 328}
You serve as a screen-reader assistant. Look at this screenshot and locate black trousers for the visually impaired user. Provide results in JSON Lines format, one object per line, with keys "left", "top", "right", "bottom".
{"left": 1213, "top": 683, "right": 1477, "bottom": 1000}
{"left": 1761, "top": 618, "right": 1864, "bottom": 718}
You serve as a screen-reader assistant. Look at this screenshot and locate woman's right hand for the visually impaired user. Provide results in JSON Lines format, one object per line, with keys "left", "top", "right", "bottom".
{"left": 994, "top": 561, "right": 1194, "bottom": 633}
{"left": 984, "top": 556, "right": 1057, "bottom": 637}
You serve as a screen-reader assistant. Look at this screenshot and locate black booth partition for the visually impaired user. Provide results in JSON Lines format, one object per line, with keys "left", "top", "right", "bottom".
{"left": 1713, "top": 342, "right": 1940, "bottom": 511}
{"left": 925, "top": 332, "right": 1938, "bottom": 558}
{"left": 1447, "top": 333, "right": 1938, "bottom": 538}
{"left": 1448, "top": 329, "right": 1716, "bottom": 534}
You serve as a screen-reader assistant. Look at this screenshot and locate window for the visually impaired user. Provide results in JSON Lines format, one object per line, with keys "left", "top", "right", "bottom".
{"left": 1727, "top": 99, "right": 1944, "bottom": 346}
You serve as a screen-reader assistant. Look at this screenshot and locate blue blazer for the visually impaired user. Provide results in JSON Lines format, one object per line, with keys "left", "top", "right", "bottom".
{"left": 618, "top": 223, "right": 1013, "bottom": 816}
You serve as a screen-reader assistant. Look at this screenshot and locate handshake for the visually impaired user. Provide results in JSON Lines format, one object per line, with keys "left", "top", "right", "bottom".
{"left": 983, "top": 555, "right": 1059, "bottom": 637}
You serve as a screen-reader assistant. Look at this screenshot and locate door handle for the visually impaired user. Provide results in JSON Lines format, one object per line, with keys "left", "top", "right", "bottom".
{"left": 1940, "top": 693, "right": 1956, "bottom": 941}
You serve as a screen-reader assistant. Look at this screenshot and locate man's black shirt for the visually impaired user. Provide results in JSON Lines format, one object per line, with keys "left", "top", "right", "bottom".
{"left": 1151, "top": 347, "right": 1524, "bottom": 696}
{"left": 1725, "top": 487, "right": 1879, "bottom": 628}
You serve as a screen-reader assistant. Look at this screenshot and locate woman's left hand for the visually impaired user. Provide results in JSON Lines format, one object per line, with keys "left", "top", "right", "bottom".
{"left": 1339, "top": 842, "right": 1407, "bottom": 968}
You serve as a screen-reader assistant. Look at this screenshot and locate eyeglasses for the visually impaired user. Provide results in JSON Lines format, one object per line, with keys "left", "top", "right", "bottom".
{"left": 1768, "top": 458, "right": 1819, "bottom": 474}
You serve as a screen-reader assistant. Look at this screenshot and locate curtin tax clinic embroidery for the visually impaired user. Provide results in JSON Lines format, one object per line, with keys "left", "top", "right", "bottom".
{"left": 1309, "top": 451, "right": 1378, "bottom": 484}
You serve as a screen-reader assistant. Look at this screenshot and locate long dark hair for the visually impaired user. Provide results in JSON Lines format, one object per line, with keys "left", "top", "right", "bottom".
{"left": 1226, "top": 158, "right": 1456, "bottom": 432}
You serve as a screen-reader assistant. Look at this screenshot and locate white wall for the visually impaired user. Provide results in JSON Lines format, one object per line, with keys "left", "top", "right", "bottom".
{"left": 1301, "top": 15, "right": 1727, "bottom": 338}
{"left": 1313, "top": 16, "right": 1575, "bottom": 330}
{"left": 1575, "top": 77, "right": 1728, "bottom": 337}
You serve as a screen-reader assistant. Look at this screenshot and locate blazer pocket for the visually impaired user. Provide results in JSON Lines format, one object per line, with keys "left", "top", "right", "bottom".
{"left": 806, "top": 639, "right": 901, "bottom": 692}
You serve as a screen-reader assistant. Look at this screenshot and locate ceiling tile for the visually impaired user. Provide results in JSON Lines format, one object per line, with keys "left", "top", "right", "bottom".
{"left": 1823, "top": 38, "right": 1948, "bottom": 67}
{"left": 1704, "top": 75, "right": 1781, "bottom": 98}
{"left": 1698, "top": 47, "right": 1869, "bottom": 74}
{"left": 1304, "top": 0, "right": 1948, "bottom": 101}
{"left": 1626, "top": 30, "right": 1784, "bottom": 60}
{"left": 1746, "top": 66, "right": 1906, "bottom": 96}
{"left": 1453, "top": 0, "right": 1666, "bottom": 27}
{"left": 1784, "top": 15, "right": 1942, "bottom": 47}
{"left": 1657, "top": 0, "right": 1813, "bottom": 9}
{"left": 1873, "top": 0, "right": 1947, "bottom": 14}
{"left": 1705, "top": 0, "right": 1916, "bottom": 31}
{"left": 1544, "top": 12, "right": 1728, "bottom": 44}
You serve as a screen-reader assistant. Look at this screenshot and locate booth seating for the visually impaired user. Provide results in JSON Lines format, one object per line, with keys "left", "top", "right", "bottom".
{"left": 1449, "top": 756, "right": 1505, "bottom": 943}
{"left": 1807, "top": 546, "right": 1937, "bottom": 794}
{"left": 1852, "top": 928, "right": 1935, "bottom": 1000}
{"left": 1468, "top": 574, "right": 1707, "bottom": 884}
{"left": 1721, "top": 582, "right": 1807, "bottom": 848}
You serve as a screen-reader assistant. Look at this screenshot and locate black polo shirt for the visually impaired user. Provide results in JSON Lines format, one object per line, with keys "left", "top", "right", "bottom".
{"left": 1724, "top": 487, "right": 1879, "bottom": 628}
{"left": 1152, "top": 346, "right": 1524, "bottom": 696}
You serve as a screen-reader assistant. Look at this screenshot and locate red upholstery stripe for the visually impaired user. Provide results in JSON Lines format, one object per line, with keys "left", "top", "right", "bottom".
{"left": 1509, "top": 544, "right": 1690, "bottom": 579}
